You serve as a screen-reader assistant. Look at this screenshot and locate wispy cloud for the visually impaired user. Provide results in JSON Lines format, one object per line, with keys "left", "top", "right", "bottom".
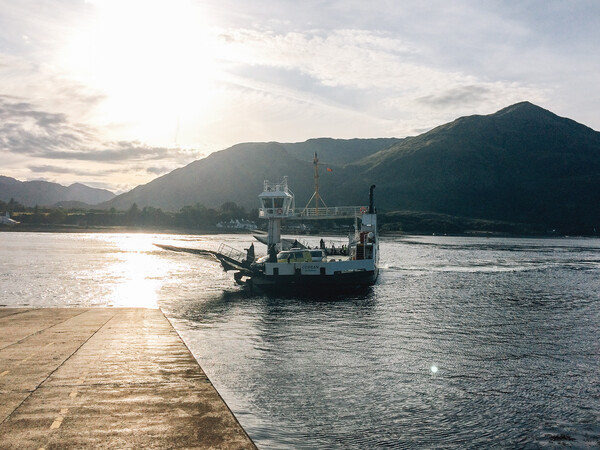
{"left": 417, "top": 86, "right": 492, "bottom": 108}
{"left": 145, "top": 166, "right": 173, "bottom": 175}
{"left": 40, "top": 143, "right": 185, "bottom": 162}
{"left": 27, "top": 164, "right": 120, "bottom": 177}
{"left": 214, "top": 27, "right": 546, "bottom": 137}
{"left": 0, "top": 94, "right": 198, "bottom": 189}
{"left": 0, "top": 96, "right": 193, "bottom": 161}
{"left": 219, "top": 28, "right": 420, "bottom": 90}
{"left": 0, "top": 95, "right": 93, "bottom": 153}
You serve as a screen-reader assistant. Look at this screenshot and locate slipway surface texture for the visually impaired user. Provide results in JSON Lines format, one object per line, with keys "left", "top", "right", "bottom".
{"left": 0, "top": 307, "right": 255, "bottom": 449}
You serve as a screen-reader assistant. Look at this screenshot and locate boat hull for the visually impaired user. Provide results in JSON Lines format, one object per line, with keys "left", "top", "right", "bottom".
{"left": 248, "top": 268, "right": 379, "bottom": 294}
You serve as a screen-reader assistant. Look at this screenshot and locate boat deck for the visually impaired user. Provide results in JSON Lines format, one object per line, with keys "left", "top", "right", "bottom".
{"left": 0, "top": 307, "right": 255, "bottom": 449}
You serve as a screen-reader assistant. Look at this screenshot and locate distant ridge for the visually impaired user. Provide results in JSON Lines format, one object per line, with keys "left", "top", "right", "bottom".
{"left": 0, "top": 176, "right": 116, "bottom": 207}
{"left": 101, "top": 102, "right": 600, "bottom": 231}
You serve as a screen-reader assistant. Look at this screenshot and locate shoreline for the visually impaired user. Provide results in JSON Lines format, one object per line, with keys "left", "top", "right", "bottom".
{"left": 1, "top": 224, "right": 597, "bottom": 238}
{"left": 0, "top": 224, "right": 250, "bottom": 235}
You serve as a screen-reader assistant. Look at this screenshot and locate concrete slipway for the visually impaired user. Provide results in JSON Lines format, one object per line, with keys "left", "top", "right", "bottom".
{"left": 0, "top": 308, "right": 256, "bottom": 449}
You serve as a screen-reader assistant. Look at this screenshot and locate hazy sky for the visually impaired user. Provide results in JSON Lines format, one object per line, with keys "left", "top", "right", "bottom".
{"left": 1, "top": 0, "right": 599, "bottom": 192}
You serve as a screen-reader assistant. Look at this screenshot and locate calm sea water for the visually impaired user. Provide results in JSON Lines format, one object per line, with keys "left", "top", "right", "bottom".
{"left": 1, "top": 232, "right": 599, "bottom": 448}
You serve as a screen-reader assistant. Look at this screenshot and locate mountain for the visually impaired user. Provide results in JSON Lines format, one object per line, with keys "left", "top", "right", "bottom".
{"left": 102, "top": 139, "right": 397, "bottom": 211}
{"left": 342, "top": 101, "right": 600, "bottom": 228}
{"left": 0, "top": 177, "right": 116, "bottom": 207}
{"left": 281, "top": 137, "right": 401, "bottom": 165}
{"left": 103, "top": 103, "right": 600, "bottom": 231}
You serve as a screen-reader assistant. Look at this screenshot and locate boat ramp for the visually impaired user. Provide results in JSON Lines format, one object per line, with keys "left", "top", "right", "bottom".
{"left": 0, "top": 307, "right": 255, "bottom": 449}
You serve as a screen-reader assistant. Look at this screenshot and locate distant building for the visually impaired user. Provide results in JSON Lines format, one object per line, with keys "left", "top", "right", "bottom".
{"left": 0, "top": 212, "right": 19, "bottom": 225}
{"left": 216, "top": 219, "right": 258, "bottom": 230}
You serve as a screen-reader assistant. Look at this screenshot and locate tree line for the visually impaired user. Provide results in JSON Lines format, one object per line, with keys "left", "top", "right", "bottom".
{"left": 1, "top": 199, "right": 257, "bottom": 230}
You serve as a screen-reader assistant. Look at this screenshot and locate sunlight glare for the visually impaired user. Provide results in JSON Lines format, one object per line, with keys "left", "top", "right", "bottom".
{"left": 62, "top": 0, "right": 223, "bottom": 144}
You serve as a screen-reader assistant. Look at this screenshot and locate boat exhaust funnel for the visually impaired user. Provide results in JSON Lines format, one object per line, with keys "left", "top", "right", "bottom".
{"left": 369, "top": 185, "right": 376, "bottom": 214}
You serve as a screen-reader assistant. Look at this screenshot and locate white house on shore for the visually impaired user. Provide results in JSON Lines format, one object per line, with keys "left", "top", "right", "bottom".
{"left": 216, "top": 219, "right": 258, "bottom": 230}
{"left": 0, "top": 212, "right": 19, "bottom": 225}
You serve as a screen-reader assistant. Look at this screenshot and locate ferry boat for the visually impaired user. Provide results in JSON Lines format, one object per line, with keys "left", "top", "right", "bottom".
{"left": 156, "top": 155, "right": 379, "bottom": 294}
{"left": 157, "top": 178, "right": 379, "bottom": 294}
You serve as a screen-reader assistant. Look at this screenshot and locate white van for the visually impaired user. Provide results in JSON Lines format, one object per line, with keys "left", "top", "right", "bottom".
{"left": 277, "top": 249, "right": 326, "bottom": 263}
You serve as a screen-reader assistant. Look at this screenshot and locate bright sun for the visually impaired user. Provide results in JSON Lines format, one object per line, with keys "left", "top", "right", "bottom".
{"left": 61, "top": 0, "right": 222, "bottom": 146}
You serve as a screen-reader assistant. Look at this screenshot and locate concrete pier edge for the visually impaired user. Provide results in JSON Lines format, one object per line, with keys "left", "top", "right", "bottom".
{"left": 161, "top": 309, "right": 257, "bottom": 445}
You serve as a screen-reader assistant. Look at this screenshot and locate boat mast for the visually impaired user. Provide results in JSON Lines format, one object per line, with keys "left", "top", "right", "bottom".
{"left": 314, "top": 152, "right": 320, "bottom": 214}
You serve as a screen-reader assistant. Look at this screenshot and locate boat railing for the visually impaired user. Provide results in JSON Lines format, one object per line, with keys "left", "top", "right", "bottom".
{"left": 217, "top": 243, "right": 247, "bottom": 264}
{"left": 258, "top": 208, "right": 296, "bottom": 218}
{"left": 293, "top": 206, "right": 366, "bottom": 219}
{"left": 263, "top": 177, "right": 290, "bottom": 193}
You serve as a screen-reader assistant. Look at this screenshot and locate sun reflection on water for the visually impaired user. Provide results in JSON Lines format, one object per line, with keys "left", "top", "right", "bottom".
{"left": 93, "top": 234, "right": 187, "bottom": 308}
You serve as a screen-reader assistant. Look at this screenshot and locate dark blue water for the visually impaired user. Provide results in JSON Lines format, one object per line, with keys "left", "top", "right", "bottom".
{"left": 1, "top": 233, "right": 599, "bottom": 448}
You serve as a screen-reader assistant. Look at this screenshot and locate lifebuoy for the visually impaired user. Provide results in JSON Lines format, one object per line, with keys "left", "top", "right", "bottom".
{"left": 277, "top": 208, "right": 283, "bottom": 214}
{"left": 360, "top": 207, "right": 367, "bottom": 214}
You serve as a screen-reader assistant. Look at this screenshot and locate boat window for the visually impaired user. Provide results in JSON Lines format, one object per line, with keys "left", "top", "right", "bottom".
{"left": 262, "top": 198, "right": 273, "bottom": 209}
{"left": 273, "top": 198, "right": 284, "bottom": 208}
{"left": 310, "top": 250, "right": 323, "bottom": 257}
{"left": 295, "top": 252, "right": 304, "bottom": 258}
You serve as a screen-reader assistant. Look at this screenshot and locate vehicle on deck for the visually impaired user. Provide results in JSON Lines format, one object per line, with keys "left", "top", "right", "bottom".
{"left": 277, "top": 249, "right": 326, "bottom": 263}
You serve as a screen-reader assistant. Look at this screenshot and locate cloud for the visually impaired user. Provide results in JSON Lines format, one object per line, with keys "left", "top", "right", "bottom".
{"left": 213, "top": 26, "right": 547, "bottom": 140}
{"left": 146, "top": 166, "right": 173, "bottom": 175}
{"left": 220, "top": 28, "right": 421, "bottom": 90}
{"left": 28, "top": 162, "right": 174, "bottom": 177}
{"left": 217, "top": 27, "right": 546, "bottom": 107}
{"left": 27, "top": 164, "right": 120, "bottom": 177}
{"left": 0, "top": 95, "right": 192, "bottom": 163}
{"left": 25, "top": 162, "right": 177, "bottom": 193}
{"left": 0, "top": 95, "right": 97, "bottom": 154}
{"left": 41, "top": 142, "right": 185, "bottom": 162}
{"left": 417, "top": 85, "right": 492, "bottom": 108}
{"left": 1, "top": 94, "right": 201, "bottom": 191}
